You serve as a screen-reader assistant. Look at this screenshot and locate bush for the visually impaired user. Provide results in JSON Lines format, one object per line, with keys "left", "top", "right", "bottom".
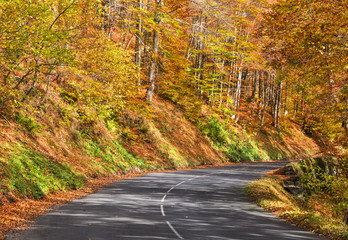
{"left": 201, "top": 117, "right": 230, "bottom": 145}
{"left": 225, "top": 140, "right": 266, "bottom": 162}
{"left": 200, "top": 117, "right": 268, "bottom": 162}
{"left": 300, "top": 166, "right": 336, "bottom": 196}
{"left": 298, "top": 157, "right": 348, "bottom": 223}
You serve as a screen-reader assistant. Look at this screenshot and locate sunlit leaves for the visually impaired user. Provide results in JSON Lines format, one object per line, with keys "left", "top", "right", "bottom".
{"left": 261, "top": 0, "right": 348, "bottom": 143}
{"left": 0, "top": 0, "right": 140, "bottom": 117}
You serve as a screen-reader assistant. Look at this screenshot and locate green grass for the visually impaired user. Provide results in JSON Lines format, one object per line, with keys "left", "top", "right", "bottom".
{"left": 225, "top": 140, "right": 269, "bottom": 162}
{"left": 0, "top": 138, "right": 153, "bottom": 201}
{"left": 246, "top": 177, "right": 348, "bottom": 240}
{"left": 83, "top": 139, "right": 151, "bottom": 175}
{"left": 0, "top": 144, "right": 86, "bottom": 200}
{"left": 200, "top": 117, "right": 231, "bottom": 145}
{"left": 200, "top": 117, "right": 269, "bottom": 162}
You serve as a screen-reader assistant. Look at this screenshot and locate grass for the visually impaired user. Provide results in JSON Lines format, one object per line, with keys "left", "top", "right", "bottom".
{"left": 147, "top": 121, "right": 189, "bottom": 169}
{"left": 83, "top": 139, "right": 151, "bottom": 175}
{"left": 200, "top": 117, "right": 269, "bottom": 162}
{"left": 0, "top": 138, "right": 152, "bottom": 202}
{"left": 0, "top": 144, "right": 86, "bottom": 200}
{"left": 246, "top": 177, "right": 348, "bottom": 240}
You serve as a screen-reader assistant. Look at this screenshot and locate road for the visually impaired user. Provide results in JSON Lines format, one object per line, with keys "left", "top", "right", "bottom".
{"left": 6, "top": 162, "right": 327, "bottom": 240}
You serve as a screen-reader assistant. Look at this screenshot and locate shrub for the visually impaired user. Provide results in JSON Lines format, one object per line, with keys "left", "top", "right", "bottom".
{"left": 300, "top": 166, "right": 336, "bottom": 196}
{"left": 298, "top": 157, "right": 348, "bottom": 223}
{"left": 225, "top": 140, "right": 266, "bottom": 162}
{"left": 201, "top": 117, "right": 230, "bottom": 145}
{"left": 200, "top": 117, "right": 268, "bottom": 162}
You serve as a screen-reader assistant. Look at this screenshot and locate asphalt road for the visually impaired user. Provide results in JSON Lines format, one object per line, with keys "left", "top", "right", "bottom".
{"left": 6, "top": 162, "right": 327, "bottom": 240}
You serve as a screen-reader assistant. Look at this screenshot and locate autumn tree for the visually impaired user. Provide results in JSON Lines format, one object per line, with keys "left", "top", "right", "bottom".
{"left": 260, "top": 0, "right": 348, "bottom": 143}
{"left": 0, "top": 0, "right": 139, "bottom": 120}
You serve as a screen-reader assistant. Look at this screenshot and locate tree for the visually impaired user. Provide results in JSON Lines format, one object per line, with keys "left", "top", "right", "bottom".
{"left": 260, "top": 0, "right": 348, "bottom": 142}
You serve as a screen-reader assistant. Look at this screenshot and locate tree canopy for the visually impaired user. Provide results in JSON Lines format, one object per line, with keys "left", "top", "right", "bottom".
{"left": 0, "top": 0, "right": 347, "bottom": 145}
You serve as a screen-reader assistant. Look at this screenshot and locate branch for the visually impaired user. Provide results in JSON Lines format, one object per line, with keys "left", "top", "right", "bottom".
{"left": 49, "top": 1, "right": 76, "bottom": 30}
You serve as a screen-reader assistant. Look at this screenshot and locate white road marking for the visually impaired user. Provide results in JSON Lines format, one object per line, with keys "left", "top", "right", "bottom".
{"left": 161, "top": 195, "right": 167, "bottom": 202}
{"left": 161, "top": 173, "right": 219, "bottom": 239}
{"left": 175, "top": 181, "right": 186, "bottom": 187}
{"left": 188, "top": 176, "right": 200, "bottom": 181}
{"left": 158, "top": 167, "right": 270, "bottom": 239}
{"left": 161, "top": 205, "right": 165, "bottom": 216}
{"left": 167, "top": 221, "right": 184, "bottom": 239}
{"left": 167, "top": 187, "right": 175, "bottom": 193}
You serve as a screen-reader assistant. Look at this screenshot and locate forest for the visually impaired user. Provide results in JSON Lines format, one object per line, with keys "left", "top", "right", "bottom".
{"left": 0, "top": 0, "right": 347, "bottom": 239}
{"left": 0, "top": 0, "right": 347, "bottom": 141}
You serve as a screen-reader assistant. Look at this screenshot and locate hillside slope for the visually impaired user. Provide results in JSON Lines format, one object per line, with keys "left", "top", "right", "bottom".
{"left": 0, "top": 95, "right": 321, "bottom": 238}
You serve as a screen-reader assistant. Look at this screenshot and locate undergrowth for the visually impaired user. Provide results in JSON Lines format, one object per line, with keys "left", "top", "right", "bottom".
{"left": 0, "top": 131, "right": 154, "bottom": 202}
{"left": 84, "top": 139, "right": 151, "bottom": 175}
{"left": 294, "top": 157, "right": 348, "bottom": 227}
{"left": 247, "top": 177, "right": 348, "bottom": 240}
{"left": 200, "top": 117, "right": 269, "bottom": 162}
{"left": 0, "top": 144, "right": 86, "bottom": 200}
{"left": 15, "top": 112, "right": 42, "bottom": 135}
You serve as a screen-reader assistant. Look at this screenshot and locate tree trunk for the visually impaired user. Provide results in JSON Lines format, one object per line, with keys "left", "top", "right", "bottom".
{"left": 135, "top": 0, "right": 142, "bottom": 88}
{"left": 250, "top": 71, "right": 257, "bottom": 100}
{"left": 274, "top": 81, "right": 282, "bottom": 128}
{"left": 234, "top": 66, "right": 243, "bottom": 111}
{"left": 261, "top": 71, "right": 269, "bottom": 127}
{"left": 258, "top": 71, "right": 263, "bottom": 118}
{"left": 147, "top": 0, "right": 162, "bottom": 104}
{"left": 284, "top": 82, "right": 288, "bottom": 116}
{"left": 226, "top": 61, "right": 234, "bottom": 109}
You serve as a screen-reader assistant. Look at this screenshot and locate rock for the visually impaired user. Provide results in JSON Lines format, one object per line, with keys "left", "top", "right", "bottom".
{"left": 284, "top": 165, "right": 296, "bottom": 175}
{"left": 284, "top": 185, "right": 303, "bottom": 196}
{"left": 290, "top": 175, "right": 300, "bottom": 183}
{"left": 283, "top": 180, "right": 295, "bottom": 186}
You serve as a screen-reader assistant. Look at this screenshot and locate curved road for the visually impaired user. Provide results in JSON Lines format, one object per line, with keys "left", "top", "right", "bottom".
{"left": 7, "top": 162, "right": 327, "bottom": 240}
